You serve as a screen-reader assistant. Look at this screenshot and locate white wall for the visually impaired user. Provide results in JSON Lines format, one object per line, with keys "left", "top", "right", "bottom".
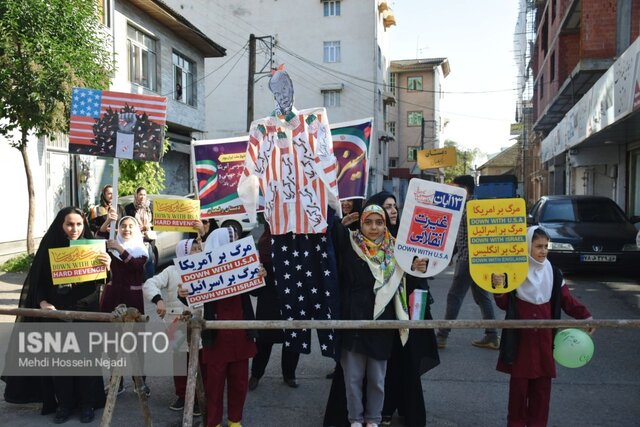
{"left": 113, "top": 1, "right": 208, "bottom": 132}
{"left": 0, "top": 130, "right": 48, "bottom": 247}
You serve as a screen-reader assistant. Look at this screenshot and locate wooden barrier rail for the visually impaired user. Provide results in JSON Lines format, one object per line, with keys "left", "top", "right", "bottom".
{"left": 2, "top": 306, "right": 639, "bottom": 427}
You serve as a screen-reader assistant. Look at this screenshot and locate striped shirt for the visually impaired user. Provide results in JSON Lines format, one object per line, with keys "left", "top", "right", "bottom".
{"left": 238, "top": 108, "right": 340, "bottom": 235}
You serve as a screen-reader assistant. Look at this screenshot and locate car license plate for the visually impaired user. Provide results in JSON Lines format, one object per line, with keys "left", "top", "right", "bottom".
{"left": 580, "top": 254, "right": 616, "bottom": 262}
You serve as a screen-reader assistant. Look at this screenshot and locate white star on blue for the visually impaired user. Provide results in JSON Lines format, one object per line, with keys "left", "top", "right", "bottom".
{"left": 71, "top": 88, "right": 102, "bottom": 118}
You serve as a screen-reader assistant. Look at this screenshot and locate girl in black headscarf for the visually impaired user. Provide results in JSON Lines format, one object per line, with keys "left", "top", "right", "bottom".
{"left": 3, "top": 207, "right": 109, "bottom": 423}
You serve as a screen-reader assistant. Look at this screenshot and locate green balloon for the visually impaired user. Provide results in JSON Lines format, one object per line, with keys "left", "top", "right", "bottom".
{"left": 553, "top": 328, "right": 594, "bottom": 368}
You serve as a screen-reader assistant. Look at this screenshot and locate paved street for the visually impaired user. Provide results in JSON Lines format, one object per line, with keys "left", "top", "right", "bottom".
{"left": 0, "top": 266, "right": 639, "bottom": 426}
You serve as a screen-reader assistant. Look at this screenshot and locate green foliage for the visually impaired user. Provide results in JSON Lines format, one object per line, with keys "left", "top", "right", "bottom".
{"left": 118, "top": 139, "right": 171, "bottom": 196}
{"left": 0, "top": 0, "right": 114, "bottom": 143}
{"left": 1, "top": 253, "right": 33, "bottom": 272}
{"left": 443, "top": 139, "right": 482, "bottom": 183}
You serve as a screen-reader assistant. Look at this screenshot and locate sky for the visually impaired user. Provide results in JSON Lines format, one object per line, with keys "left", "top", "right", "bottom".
{"left": 389, "top": 0, "right": 521, "bottom": 162}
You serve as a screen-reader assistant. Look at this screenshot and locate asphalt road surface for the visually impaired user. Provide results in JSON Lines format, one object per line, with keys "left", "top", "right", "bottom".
{"left": 0, "top": 266, "right": 638, "bottom": 426}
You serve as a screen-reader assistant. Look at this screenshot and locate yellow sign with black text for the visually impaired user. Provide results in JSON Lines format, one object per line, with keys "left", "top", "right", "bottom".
{"left": 417, "top": 147, "right": 457, "bottom": 169}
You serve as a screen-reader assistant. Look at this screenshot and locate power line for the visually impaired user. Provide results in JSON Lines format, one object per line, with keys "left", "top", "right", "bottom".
{"left": 276, "top": 44, "right": 516, "bottom": 95}
{"left": 205, "top": 45, "right": 248, "bottom": 100}
{"left": 276, "top": 45, "right": 512, "bottom": 123}
{"left": 161, "top": 42, "right": 249, "bottom": 99}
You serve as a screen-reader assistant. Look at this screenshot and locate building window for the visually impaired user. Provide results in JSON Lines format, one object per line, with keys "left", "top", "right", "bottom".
{"left": 323, "top": 1, "right": 341, "bottom": 16}
{"left": 407, "top": 76, "right": 423, "bottom": 91}
{"left": 550, "top": 51, "right": 555, "bottom": 82}
{"left": 389, "top": 72, "right": 397, "bottom": 95}
{"left": 97, "top": 0, "right": 111, "bottom": 27}
{"left": 386, "top": 121, "right": 396, "bottom": 136}
{"left": 378, "top": 45, "right": 382, "bottom": 69}
{"left": 407, "top": 111, "right": 423, "bottom": 127}
{"left": 407, "top": 146, "right": 419, "bottom": 162}
{"left": 323, "top": 41, "right": 341, "bottom": 63}
{"left": 539, "top": 73, "right": 544, "bottom": 99}
{"left": 323, "top": 90, "right": 341, "bottom": 108}
{"left": 127, "top": 25, "right": 157, "bottom": 91}
{"left": 173, "top": 52, "right": 196, "bottom": 106}
{"left": 378, "top": 89, "right": 383, "bottom": 111}
{"left": 389, "top": 158, "right": 398, "bottom": 168}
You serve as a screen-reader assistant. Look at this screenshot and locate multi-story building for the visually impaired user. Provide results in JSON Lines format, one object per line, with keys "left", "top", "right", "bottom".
{"left": 526, "top": 0, "right": 640, "bottom": 215}
{"left": 164, "top": 0, "right": 397, "bottom": 194}
{"left": 0, "top": 0, "right": 224, "bottom": 257}
{"left": 386, "top": 58, "right": 449, "bottom": 201}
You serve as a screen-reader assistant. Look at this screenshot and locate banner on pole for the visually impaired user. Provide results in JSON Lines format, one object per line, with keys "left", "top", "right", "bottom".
{"left": 395, "top": 179, "right": 466, "bottom": 277}
{"left": 49, "top": 243, "right": 108, "bottom": 285}
{"left": 69, "top": 87, "right": 167, "bottom": 161}
{"left": 153, "top": 198, "right": 201, "bottom": 232}
{"left": 174, "top": 236, "right": 265, "bottom": 306}
{"left": 331, "top": 118, "right": 372, "bottom": 200}
{"left": 467, "top": 198, "right": 528, "bottom": 293}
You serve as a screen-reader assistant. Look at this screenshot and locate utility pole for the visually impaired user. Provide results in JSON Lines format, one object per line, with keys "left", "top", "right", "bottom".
{"left": 247, "top": 34, "right": 256, "bottom": 132}
{"left": 420, "top": 118, "right": 425, "bottom": 179}
{"left": 246, "top": 34, "right": 275, "bottom": 131}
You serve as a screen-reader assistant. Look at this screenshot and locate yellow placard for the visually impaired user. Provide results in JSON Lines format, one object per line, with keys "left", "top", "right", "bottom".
{"left": 153, "top": 199, "right": 201, "bottom": 232}
{"left": 417, "top": 147, "right": 457, "bottom": 170}
{"left": 467, "top": 198, "right": 528, "bottom": 294}
{"left": 48, "top": 244, "right": 107, "bottom": 285}
{"left": 218, "top": 152, "right": 246, "bottom": 162}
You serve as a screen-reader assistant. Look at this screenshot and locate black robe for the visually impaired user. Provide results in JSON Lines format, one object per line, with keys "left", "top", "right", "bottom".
{"left": 2, "top": 207, "right": 106, "bottom": 415}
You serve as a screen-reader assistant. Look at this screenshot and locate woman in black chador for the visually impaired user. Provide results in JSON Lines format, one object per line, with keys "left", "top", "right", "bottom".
{"left": 2, "top": 207, "right": 109, "bottom": 424}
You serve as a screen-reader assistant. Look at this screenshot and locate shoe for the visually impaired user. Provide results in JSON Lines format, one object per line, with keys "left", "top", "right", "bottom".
{"left": 80, "top": 407, "right": 95, "bottom": 423}
{"left": 380, "top": 415, "right": 392, "bottom": 426}
{"left": 193, "top": 401, "right": 201, "bottom": 416}
{"left": 436, "top": 335, "right": 447, "bottom": 349}
{"left": 248, "top": 376, "right": 259, "bottom": 391}
{"left": 134, "top": 382, "right": 151, "bottom": 397}
{"left": 169, "top": 396, "right": 184, "bottom": 411}
{"left": 53, "top": 407, "right": 72, "bottom": 424}
{"left": 283, "top": 378, "right": 299, "bottom": 388}
{"left": 228, "top": 421, "right": 243, "bottom": 427}
{"left": 471, "top": 335, "right": 500, "bottom": 350}
{"left": 350, "top": 422, "right": 363, "bottom": 427}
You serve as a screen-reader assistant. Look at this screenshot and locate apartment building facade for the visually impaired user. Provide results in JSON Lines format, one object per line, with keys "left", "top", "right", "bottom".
{"left": 527, "top": 0, "right": 640, "bottom": 214}
{"left": 0, "top": 0, "right": 224, "bottom": 256}
{"left": 164, "top": 0, "right": 397, "bottom": 194}
{"left": 384, "top": 58, "right": 449, "bottom": 201}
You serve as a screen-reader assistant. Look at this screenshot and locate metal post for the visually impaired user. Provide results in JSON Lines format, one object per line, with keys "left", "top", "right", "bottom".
{"left": 247, "top": 34, "right": 256, "bottom": 132}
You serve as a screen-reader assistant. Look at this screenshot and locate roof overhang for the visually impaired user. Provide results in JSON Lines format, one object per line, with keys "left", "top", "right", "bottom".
{"left": 129, "top": 0, "right": 226, "bottom": 58}
{"left": 533, "top": 58, "right": 612, "bottom": 133}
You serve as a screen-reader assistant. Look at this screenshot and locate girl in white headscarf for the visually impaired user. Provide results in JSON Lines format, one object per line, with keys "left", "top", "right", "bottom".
{"left": 143, "top": 238, "right": 203, "bottom": 412}
{"left": 495, "top": 226, "right": 593, "bottom": 427}
{"left": 102, "top": 216, "right": 148, "bottom": 313}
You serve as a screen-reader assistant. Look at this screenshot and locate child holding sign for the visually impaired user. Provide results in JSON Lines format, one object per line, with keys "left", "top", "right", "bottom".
{"left": 178, "top": 227, "right": 266, "bottom": 427}
{"left": 6, "top": 207, "right": 110, "bottom": 423}
{"left": 331, "top": 204, "right": 427, "bottom": 427}
{"left": 495, "top": 226, "right": 593, "bottom": 426}
{"left": 143, "top": 238, "right": 202, "bottom": 412}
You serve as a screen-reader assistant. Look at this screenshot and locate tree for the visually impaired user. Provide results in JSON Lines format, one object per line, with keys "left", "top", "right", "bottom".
{"left": 0, "top": 0, "right": 113, "bottom": 254}
{"left": 443, "top": 139, "right": 483, "bottom": 183}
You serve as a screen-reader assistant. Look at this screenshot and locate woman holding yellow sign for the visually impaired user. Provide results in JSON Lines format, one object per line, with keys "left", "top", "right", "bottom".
{"left": 4, "top": 207, "right": 110, "bottom": 423}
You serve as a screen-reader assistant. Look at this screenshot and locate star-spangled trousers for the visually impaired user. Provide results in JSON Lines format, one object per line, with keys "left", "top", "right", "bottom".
{"left": 271, "top": 233, "right": 339, "bottom": 357}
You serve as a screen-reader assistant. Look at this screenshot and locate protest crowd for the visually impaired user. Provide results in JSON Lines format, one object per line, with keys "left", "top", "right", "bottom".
{"left": 1, "top": 69, "right": 594, "bottom": 427}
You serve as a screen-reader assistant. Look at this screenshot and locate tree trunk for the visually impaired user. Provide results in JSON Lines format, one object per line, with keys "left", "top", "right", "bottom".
{"left": 19, "top": 129, "right": 36, "bottom": 255}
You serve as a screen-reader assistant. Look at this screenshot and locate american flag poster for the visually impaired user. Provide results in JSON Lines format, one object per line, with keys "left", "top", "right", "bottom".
{"left": 69, "top": 87, "right": 167, "bottom": 161}
{"left": 330, "top": 117, "right": 372, "bottom": 200}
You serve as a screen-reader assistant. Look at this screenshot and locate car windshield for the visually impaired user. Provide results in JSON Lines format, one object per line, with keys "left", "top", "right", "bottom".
{"left": 540, "top": 199, "right": 627, "bottom": 223}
